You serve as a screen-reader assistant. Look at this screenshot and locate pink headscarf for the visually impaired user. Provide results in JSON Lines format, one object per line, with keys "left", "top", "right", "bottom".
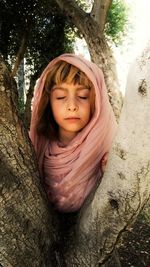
{"left": 30, "top": 54, "right": 117, "bottom": 212}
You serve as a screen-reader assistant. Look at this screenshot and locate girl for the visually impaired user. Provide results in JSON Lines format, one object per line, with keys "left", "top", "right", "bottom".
{"left": 29, "top": 54, "right": 117, "bottom": 213}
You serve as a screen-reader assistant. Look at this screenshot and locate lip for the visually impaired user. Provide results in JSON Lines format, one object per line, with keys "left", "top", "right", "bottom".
{"left": 65, "top": 117, "right": 80, "bottom": 120}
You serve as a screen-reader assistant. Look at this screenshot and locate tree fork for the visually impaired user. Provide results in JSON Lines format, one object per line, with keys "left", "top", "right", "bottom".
{"left": 55, "top": 0, "right": 123, "bottom": 120}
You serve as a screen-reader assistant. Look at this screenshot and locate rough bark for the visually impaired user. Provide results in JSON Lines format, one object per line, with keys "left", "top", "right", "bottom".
{"left": 55, "top": 0, "right": 123, "bottom": 120}
{"left": 114, "top": 202, "right": 150, "bottom": 267}
{"left": 52, "top": 42, "right": 150, "bottom": 266}
{"left": 91, "top": 0, "right": 112, "bottom": 32}
{"left": 17, "top": 59, "right": 25, "bottom": 103}
{"left": 0, "top": 59, "right": 56, "bottom": 267}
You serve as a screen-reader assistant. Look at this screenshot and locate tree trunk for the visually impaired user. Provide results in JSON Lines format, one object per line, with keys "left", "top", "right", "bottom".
{"left": 55, "top": 0, "right": 123, "bottom": 120}
{"left": 0, "top": 59, "right": 56, "bottom": 267}
{"left": 49, "top": 42, "right": 150, "bottom": 266}
{"left": 17, "top": 59, "right": 25, "bottom": 104}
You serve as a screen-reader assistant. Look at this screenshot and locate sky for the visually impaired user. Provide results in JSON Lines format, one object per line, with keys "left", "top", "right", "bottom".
{"left": 75, "top": 0, "right": 150, "bottom": 94}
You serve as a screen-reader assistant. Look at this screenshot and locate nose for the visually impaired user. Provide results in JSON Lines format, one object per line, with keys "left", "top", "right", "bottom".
{"left": 67, "top": 98, "right": 78, "bottom": 112}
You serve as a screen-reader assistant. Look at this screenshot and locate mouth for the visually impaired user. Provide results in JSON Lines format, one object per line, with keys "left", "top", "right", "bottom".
{"left": 65, "top": 117, "right": 80, "bottom": 121}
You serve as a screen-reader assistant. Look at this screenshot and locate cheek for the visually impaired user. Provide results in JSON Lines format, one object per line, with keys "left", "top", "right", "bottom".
{"left": 51, "top": 101, "right": 63, "bottom": 122}
{"left": 82, "top": 103, "right": 91, "bottom": 119}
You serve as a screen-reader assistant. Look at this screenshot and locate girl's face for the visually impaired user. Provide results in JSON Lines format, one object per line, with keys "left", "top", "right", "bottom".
{"left": 50, "top": 82, "right": 92, "bottom": 144}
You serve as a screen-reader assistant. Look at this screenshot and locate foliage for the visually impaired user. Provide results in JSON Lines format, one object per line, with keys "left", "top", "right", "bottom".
{"left": 105, "top": 0, "right": 130, "bottom": 45}
{"left": 0, "top": 0, "right": 74, "bottom": 74}
{"left": 0, "top": 0, "right": 74, "bottom": 113}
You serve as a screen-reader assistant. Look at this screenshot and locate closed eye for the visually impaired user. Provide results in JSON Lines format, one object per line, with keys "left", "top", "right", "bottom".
{"left": 78, "top": 96, "right": 88, "bottom": 99}
{"left": 56, "top": 96, "right": 66, "bottom": 99}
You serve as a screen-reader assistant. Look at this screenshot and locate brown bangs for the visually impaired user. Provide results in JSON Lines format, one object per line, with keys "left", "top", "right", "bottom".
{"left": 45, "top": 60, "right": 93, "bottom": 91}
{"left": 54, "top": 61, "right": 93, "bottom": 88}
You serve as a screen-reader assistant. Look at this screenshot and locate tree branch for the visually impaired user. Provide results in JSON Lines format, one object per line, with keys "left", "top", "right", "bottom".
{"left": 91, "top": 0, "right": 112, "bottom": 32}
{"left": 11, "top": 31, "right": 29, "bottom": 78}
{"left": 55, "top": 0, "right": 87, "bottom": 32}
{"left": 11, "top": 15, "right": 33, "bottom": 78}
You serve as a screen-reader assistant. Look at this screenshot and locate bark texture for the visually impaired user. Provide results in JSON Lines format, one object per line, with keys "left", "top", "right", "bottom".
{"left": 53, "top": 42, "right": 150, "bottom": 266}
{"left": 0, "top": 59, "right": 56, "bottom": 267}
{"left": 55, "top": 0, "right": 123, "bottom": 120}
{"left": 91, "top": 0, "right": 112, "bottom": 32}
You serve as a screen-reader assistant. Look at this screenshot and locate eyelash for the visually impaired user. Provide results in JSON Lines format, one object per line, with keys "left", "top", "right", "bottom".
{"left": 79, "top": 96, "right": 88, "bottom": 99}
{"left": 56, "top": 96, "right": 88, "bottom": 100}
{"left": 56, "top": 97, "right": 66, "bottom": 99}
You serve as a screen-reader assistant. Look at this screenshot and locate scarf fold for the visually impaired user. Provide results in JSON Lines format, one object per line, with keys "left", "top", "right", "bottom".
{"left": 29, "top": 54, "right": 117, "bottom": 212}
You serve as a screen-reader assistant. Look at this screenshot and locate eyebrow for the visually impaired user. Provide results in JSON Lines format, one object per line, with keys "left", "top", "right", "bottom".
{"left": 52, "top": 86, "right": 90, "bottom": 91}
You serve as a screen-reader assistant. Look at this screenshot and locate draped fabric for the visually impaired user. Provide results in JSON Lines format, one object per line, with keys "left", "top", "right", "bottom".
{"left": 29, "top": 54, "right": 117, "bottom": 212}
